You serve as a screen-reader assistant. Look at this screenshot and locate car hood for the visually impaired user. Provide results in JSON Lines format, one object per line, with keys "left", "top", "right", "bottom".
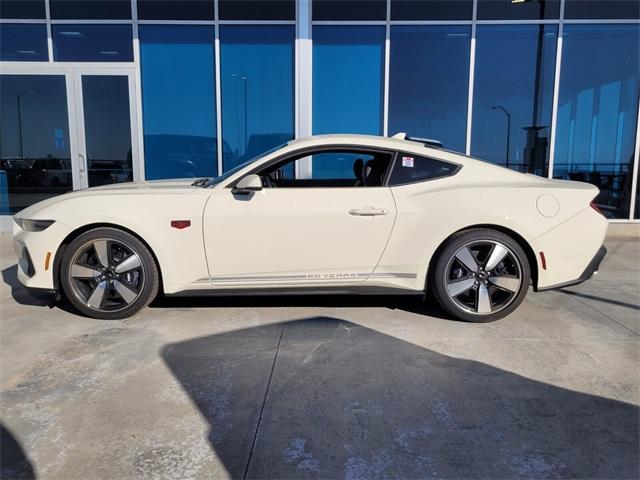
{"left": 16, "top": 178, "right": 201, "bottom": 218}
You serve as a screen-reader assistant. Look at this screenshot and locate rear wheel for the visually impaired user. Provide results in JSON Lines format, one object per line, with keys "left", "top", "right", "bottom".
{"left": 60, "top": 227, "right": 159, "bottom": 319}
{"left": 431, "top": 229, "right": 530, "bottom": 322}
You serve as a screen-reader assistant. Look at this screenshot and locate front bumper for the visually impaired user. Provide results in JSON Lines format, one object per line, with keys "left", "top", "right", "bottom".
{"left": 13, "top": 219, "right": 72, "bottom": 291}
{"left": 537, "top": 245, "right": 607, "bottom": 291}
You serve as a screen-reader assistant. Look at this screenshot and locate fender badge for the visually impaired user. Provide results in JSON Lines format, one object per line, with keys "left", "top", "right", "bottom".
{"left": 171, "top": 220, "right": 191, "bottom": 229}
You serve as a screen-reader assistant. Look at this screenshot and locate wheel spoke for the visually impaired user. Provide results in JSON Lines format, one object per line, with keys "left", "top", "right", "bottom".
{"left": 86, "top": 280, "right": 108, "bottom": 308}
{"left": 447, "top": 278, "right": 476, "bottom": 297}
{"left": 490, "top": 275, "right": 520, "bottom": 292}
{"left": 71, "top": 264, "right": 101, "bottom": 278}
{"left": 114, "top": 254, "right": 141, "bottom": 274}
{"left": 93, "top": 240, "right": 110, "bottom": 268}
{"left": 113, "top": 280, "right": 137, "bottom": 304}
{"left": 476, "top": 283, "right": 492, "bottom": 313}
{"left": 485, "top": 244, "right": 509, "bottom": 271}
{"left": 455, "top": 247, "right": 479, "bottom": 273}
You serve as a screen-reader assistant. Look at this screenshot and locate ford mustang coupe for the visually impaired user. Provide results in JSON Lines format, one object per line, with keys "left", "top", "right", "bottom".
{"left": 13, "top": 134, "right": 608, "bottom": 322}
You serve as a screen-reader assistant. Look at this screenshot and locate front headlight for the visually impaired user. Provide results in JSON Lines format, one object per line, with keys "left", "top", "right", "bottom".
{"left": 14, "top": 217, "right": 55, "bottom": 232}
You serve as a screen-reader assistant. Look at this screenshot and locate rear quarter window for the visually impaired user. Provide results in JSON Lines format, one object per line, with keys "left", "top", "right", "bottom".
{"left": 388, "top": 153, "right": 459, "bottom": 185}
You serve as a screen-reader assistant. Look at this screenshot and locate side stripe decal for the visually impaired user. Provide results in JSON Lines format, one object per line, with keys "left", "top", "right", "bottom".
{"left": 201, "top": 272, "right": 417, "bottom": 283}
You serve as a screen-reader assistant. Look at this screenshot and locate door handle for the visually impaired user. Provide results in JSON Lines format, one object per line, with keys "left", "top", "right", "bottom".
{"left": 348, "top": 207, "right": 389, "bottom": 216}
{"left": 78, "top": 153, "right": 86, "bottom": 173}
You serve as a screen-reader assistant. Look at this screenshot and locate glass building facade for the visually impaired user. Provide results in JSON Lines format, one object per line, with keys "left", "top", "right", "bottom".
{"left": 1, "top": 0, "right": 639, "bottom": 220}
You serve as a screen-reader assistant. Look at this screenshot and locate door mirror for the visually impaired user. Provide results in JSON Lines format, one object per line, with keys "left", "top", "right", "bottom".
{"left": 232, "top": 174, "right": 262, "bottom": 195}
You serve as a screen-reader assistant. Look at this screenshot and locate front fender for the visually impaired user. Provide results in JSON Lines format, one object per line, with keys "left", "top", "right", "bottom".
{"left": 20, "top": 193, "right": 210, "bottom": 294}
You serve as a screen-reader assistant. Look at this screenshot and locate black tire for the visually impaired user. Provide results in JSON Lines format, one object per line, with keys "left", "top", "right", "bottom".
{"left": 60, "top": 227, "right": 159, "bottom": 320}
{"left": 430, "top": 228, "right": 530, "bottom": 323}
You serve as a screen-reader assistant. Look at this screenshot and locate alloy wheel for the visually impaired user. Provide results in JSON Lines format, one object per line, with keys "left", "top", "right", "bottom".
{"left": 444, "top": 240, "right": 522, "bottom": 316}
{"left": 68, "top": 238, "right": 145, "bottom": 312}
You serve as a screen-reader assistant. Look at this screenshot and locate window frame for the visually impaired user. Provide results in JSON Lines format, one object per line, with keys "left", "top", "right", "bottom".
{"left": 386, "top": 150, "right": 462, "bottom": 187}
{"left": 227, "top": 144, "right": 397, "bottom": 189}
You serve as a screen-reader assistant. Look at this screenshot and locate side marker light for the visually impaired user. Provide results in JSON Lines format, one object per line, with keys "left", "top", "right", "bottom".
{"left": 539, "top": 251, "right": 547, "bottom": 270}
{"left": 171, "top": 220, "right": 191, "bottom": 229}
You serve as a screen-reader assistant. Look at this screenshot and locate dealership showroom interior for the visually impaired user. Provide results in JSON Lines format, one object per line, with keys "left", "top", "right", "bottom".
{"left": 1, "top": 0, "right": 639, "bottom": 478}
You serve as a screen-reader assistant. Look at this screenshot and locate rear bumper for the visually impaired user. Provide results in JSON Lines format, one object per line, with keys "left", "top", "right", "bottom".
{"left": 537, "top": 245, "right": 607, "bottom": 291}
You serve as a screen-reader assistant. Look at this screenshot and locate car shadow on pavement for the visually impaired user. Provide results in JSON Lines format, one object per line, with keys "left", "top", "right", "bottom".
{"left": 1, "top": 265, "right": 52, "bottom": 308}
{"left": 151, "top": 293, "right": 456, "bottom": 320}
{"left": 560, "top": 288, "right": 640, "bottom": 311}
{"left": 162, "top": 317, "right": 639, "bottom": 480}
{"left": 1, "top": 424, "right": 36, "bottom": 480}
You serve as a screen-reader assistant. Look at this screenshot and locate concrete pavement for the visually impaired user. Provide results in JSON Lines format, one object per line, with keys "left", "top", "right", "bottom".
{"left": 1, "top": 234, "right": 638, "bottom": 479}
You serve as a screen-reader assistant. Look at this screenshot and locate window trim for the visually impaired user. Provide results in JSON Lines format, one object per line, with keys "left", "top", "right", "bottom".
{"left": 227, "top": 144, "right": 397, "bottom": 189}
{"left": 386, "top": 150, "right": 462, "bottom": 187}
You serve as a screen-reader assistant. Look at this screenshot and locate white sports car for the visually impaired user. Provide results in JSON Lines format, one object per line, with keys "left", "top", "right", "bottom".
{"left": 13, "top": 134, "right": 608, "bottom": 322}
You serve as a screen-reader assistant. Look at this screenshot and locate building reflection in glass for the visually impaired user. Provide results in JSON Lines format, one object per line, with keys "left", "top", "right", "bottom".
{"left": 472, "top": 24, "right": 557, "bottom": 176}
{"left": 553, "top": 25, "right": 639, "bottom": 219}
{"left": 0, "top": 75, "right": 72, "bottom": 214}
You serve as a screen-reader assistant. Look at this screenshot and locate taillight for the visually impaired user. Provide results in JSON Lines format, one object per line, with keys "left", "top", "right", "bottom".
{"left": 590, "top": 201, "right": 603, "bottom": 216}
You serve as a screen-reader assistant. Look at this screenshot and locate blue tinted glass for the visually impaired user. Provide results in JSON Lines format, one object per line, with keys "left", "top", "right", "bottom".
{"left": 52, "top": 24, "right": 133, "bottom": 62}
{"left": 389, "top": 26, "right": 470, "bottom": 153}
{"left": 220, "top": 26, "right": 294, "bottom": 172}
{"left": 0, "top": 23, "right": 47, "bottom": 61}
{"left": 313, "top": 26, "right": 385, "bottom": 136}
{"left": 50, "top": 0, "right": 131, "bottom": 19}
{"left": 472, "top": 25, "right": 557, "bottom": 175}
{"left": 1, "top": 75, "right": 72, "bottom": 214}
{"left": 312, "top": 26, "right": 385, "bottom": 179}
{"left": 1, "top": 0, "right": 46, "bottom": 19}
{"left": 477, "top": 0, "right": 560, "bottom": 20}
{"left": 554, "top": 25, "right": 640, "bottom": 219}
{"left": 140, "top": 26, "right": 217, "bottom": 180}
{"left": 564, "top": 0, "right": 639, "bottom": 20}
{"left": 81, "top": 75, "right": 133, "bottom": 187}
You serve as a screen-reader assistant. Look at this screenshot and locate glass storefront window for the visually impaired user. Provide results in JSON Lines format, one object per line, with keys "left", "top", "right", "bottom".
{"left": 477, "top": 0, "right": 560, "bottom": 20}
{"left": 220, "top": 25, "right": 295, "bottom": 172}
{"left": 0, "top": 23, "right": 48, "bottom": 61}
{"left": 391, "top": 0, "right": 473, "bottom": 20}
{"left": 1, "top": 0, "right": 45, "bottom": 19}
{"left": 311, "top": 26, "right": 385, "bottom": 184}
{"left": 554, "top": 24, "right": 640, "bottom": 219}
{"left": 313, "top": 0, "right": 386, "bottom": 20}
{"left": 137, "top": 0, "right": 214, "bottom": 20}
{"left": 219, "top": 0, "right": 295, "bottom": 20}
{"left": 564, "top": 1, "right": 639, "bottom": 20}
{"left": 52, "top": 24, "right": 133, "bottom": 62}
{"left": 0, "top": 75, "right": 72, "bottom": 214}
{"left": 472, "top": 25, "right": 557, "bottom": 175}
{"left": 389, "top": 26, "right": 470, "bottom": 153}
{"left": 81, "top": 75, "right": 133, "bottom": 187}
{"left": 140, "top": 26, "right": 217, "bottom": 180}
{"left": 313, "top": 26, "right": 385, "bottom": 139}
{"left": 50, "top": 0, "right": 131, "bottom": 19}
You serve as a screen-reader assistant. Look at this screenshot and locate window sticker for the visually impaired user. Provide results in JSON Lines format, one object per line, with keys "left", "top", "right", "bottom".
{"left": 402, "top": 156, "right": 414, "bottom": 168}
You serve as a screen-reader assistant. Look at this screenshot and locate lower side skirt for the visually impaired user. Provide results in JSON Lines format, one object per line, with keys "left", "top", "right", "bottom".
{"left": 167, "top": 286, "right": 425, "bottom": 298}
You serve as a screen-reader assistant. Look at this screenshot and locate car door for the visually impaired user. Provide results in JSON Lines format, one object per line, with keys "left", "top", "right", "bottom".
{"left": 202, "top": 148, "right": 397, "bottom": 287}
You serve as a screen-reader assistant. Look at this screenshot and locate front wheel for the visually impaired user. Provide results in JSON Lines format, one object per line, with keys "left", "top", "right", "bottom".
{"left": 430, "top": 229, "right": 530, "bottom": 323}
{"left": 60, "top": 227, "right": 159, "bottom": 320}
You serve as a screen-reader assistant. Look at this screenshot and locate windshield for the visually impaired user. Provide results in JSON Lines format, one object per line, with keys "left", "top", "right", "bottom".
{"left": 204, "top": 143, "right": 289, "bottom": 187}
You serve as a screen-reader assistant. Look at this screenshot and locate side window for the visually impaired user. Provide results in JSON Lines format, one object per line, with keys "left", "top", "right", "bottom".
{"left": 311, "top": 152, "right": 375, "bottom": 180}
{"left": 257, "top": 148, "right": 393, "bottom": 187}
{"left": 388, "top": 153, "right": 458, "bottom": 185}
